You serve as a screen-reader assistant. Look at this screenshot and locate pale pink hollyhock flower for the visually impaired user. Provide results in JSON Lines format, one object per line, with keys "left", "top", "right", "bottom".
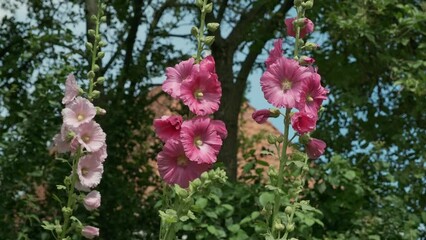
{"left": 62, "top": 97, "right": 96, "bottom": 128}
{"left": 77, "top": 154, "right": 104, "bottom": 188}
{"left": 252, "top": 109, "right": 271, "bottom": 124}
{"left": 306, "top": 138, "right": 326, "bottom": 159}
{"left": 291, "top": 111, "right": 317, "bottom": 134}
{"left": 62, "top": 74, "right": 79, "bottom": 105}
{"left": 162, "top": 58, "right": 195, "bottom": 98}
{"left": 180, "top": 67, "right": 221, "bottom": 116}
{"left": 75, "top": 179, "right": 91, "bottom": 192}
{"left": 157, "top": 139, "right": 211, "bottom": 188}
{"left": 81, "top": 226, "right": 99, "bottom": 239}
{"left": 77, "top": 121, "right": 106, "bottom": 152}
{"left": 83, "top": 190, "right": 101, "bottom": 211}
{"left": 297, "top": 73, "right": 328, "bottom": 116}
{"left": 180, "top": 117, "right": 222, "bottom": 164}
{"left": 265, "top": 38, "right": 283, "bottom": 68}
{"left": 285, "top": 17, "right": 314, "bottom": 38}
{"left": 90, "top": 144, "right": 107, "bottom": 162}
{"left": 53, "top": 133, "right": 71, "bottom": 153}
{"left": 210, "top": 119, "right": 227, "bottom": 140}
{"left": 153, "top": 115, "right": 183, "bottom": 142}
{"left": 54, "top": 124, "right": 79, "bottom": 153}
{"left": 260, "top": 57, "right": 310, "bottom": 108}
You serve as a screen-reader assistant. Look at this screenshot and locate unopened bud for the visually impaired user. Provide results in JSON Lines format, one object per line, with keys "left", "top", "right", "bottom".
{"left": 100, "top": 16, "right": 107, "bottom": 22}
{"left": 299, "top": 134, "right": 311, "bottom": 145}
{"left": 97, "top": 52, "right": 105, "bottom": 59}
{"left": 303, "top": 165, "right": 309, "bottom": 171}
{"left": 96, "top": 77, "right": 105, "bottom": 84}
{"left": 90, "top": 15, "right": 97, "bottom": 22}
{"left": 85, "top": 42, "right": 93, "bottom": 50}
{"left": 274, "top": 221, "right": 285, "bottom": 231}
{"left": 90, "top": 90, "right": 100, "bottom": 99}
{"left": 267, "top": 134, "right": 277, "bottom": 144}
{"left": 88, "top": 29, "right": 96, "bottom": 36}
{"left": 204, "top": 36, "right": 215, "bottom": 46}
{"left": 207, "top": 22, "right": 220, "bottom": 32}
{"left": 175, "top": 185, "right": 189, "bottom": 198}
{"left": 93, "top": 64, "right": 100, "bottom": 72}
{"left": 286, "top": 223, "right": 295, "bottom": 232}
{"left": 302, "top": 1, "right": 314, "bottom": 9}
{"left": 299, "top": 56, "right": 315, "bottom": 65}
{"left": 96, "top": 107, "right": 106, "bottom": 115}
{"left": 294, "top": 18, "right": 306, "bottom": 27}
{"left": 269, "top": 108, "right": 280, "bottom": 118}
{"left": 195, "top": 0, "right": 203, "bottom": 8}
{"left": 192, "top": 178, "right": 202, "bottom": 187}
{"left": 304, "top": 42, "right": 320, "bottom": 51}
{"left": 294, "top": 0, "right": 303, "bottom": 7}
{"left": 297, "top": 39, "right": 305, "bottom": 47}
{"left": 99, "top": 41, "right": 107, "bottom": 47}
{"left": 200, "top": 172, "right": 209, "bottom": 181}
{"left": 87, "top": 71, "right": 95, "bottom": 79}
{"left": 191, "top": 26, "right": 199, "bottom": 37}
{"left": 277, "top": 135, "right": 284, "bottom": 143}
{"left": 285, "top": 206, "right": 293, "bottom": 215}
{"left": 204, "top": 3, "right": 213, "bottom": 13}
{"left": 62, "top": 207, "right": 72, "bottom": 217}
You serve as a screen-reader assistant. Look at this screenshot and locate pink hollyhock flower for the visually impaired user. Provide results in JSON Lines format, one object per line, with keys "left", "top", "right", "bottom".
{"left": 252, "top": 109, "right": 271, "bottom": 124}
{"left": 265, "top": 38, "right": 283, "bottom": 68}
{"left": 291, "top": 111, "right": 317, "bottom": 134}
{"left": 83, "top": 190, "right": 101, "bottom": 211}
{"left": 90, "top": 144, "right": 107, "bottom": 163}
{"left": 260, "top": 57, "right": 310, "bottom": 108}
{"left": 77, "top": 121, "right": 106, "bottom": 152}
{"left": 75, "top": 179, "right": 91, "bottom": 192}
{"left": 285, "top": 17, "right": 314, "bottom": 38}
{"left": 162, "top": 58, "right": 195, "bottom": 98}
{"left": 157, "top": 139, "right": 211, "bottom": 188}
{"left": 180, "top": 67, "right": 221, "bottom": 116}
{"left": 153, "top": 115, "right": 183, "bottom": 142}
{"left": 81, "top": 226, "right": 99, "bottom": 239}
{"left": 200, "top": 55, "right": 216, "bottom": 73}
{"left": 180, "top": 117, "right": 222, "bottom": 164}
{"left": 62, "top": 74, "right": 79, "bottom": 105}
{"left": 305, "top": 138, "right": 326, "bottom": 159}
{"left": 77, "top": 154, "right": 104, "bottom": 188}
{"left": 210, "top": 119, "right": 227, "bottom": 140}
{"left": 62, "top": 97, "right": 96, "bottom": 128}
{"left": 54, "top": 124, "right": 79, "bottom": 153}
{"left": 53, "top": 133, "right": 71, "bottom": 153}
{"left": 297, "top": 73, "right": 328, "bottom": 115}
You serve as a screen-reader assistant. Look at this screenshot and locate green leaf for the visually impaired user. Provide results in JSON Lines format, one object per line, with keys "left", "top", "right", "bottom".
{"left": 251, "top": 211, "right": 260, "bottom": 220}
{"left": 344, "top": 170, "right": 356, "bottom": 180}
{"left": 227, "top": 224, "right": 240, "bottom": 233}
{"left": 179, "top": 216, "right": 189, "bottom": 222}
{"left": 195, "top": 197, "right": 208, "bottom": 209}
{"left": 259, "top": 192, "right": 275, "bottom": 207}
{"left": 56, "top": 185, "right": 66, "bottom": 190}
{"left": 207, "top": 225, "right": 217, "bottom": 235}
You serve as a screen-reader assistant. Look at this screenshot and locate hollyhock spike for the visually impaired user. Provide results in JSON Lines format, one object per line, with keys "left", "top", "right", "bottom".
{"left": 285, "top": 17, "right": 314, "bottom": 39}
{"left": 291, "top": 111, "right": 317, "bottom": 134}
{"left": 62, "top": 74, "right": 80, "bottom": 105}
{"left": 154, "top": 115, "right": 183, "bottom": 142}
{"left": 305, "top": 138, "right": 326, "bottom": 159}
{"left": 260, "top": 57, "right": 311, "bottom": 108}
{"left": 62, "top": 97, "right": 97, "bottom": 128}
{"left": 180, "top": 117, "right": 222, "bottom": 164}
{"left": 162, "top": 58, "right": 195, "bottom": 98}
{"left": 157, "top": 139, "right": 211, "bottom": 188}
{"left": 77, "top": 154, "right": 104, "bottom": 188}
{"left": 265, "top": 38, "right": 283, "bottom": 68}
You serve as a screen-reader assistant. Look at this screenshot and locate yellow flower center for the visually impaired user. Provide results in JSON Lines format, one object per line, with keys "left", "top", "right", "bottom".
{"left": 282, "top": 79, "right": 292, "bottom": 91}
{"left": 177, "top": 156, "right": 189, "bottom": 167}
{"left": 194, "top": 90, "right": 204, "bottom": 100}
{"left": 77, "top": 114, "right": 84, "bottom": 121}
{"left": 82, "top": 168, "right": 89, "bottom": 176}
{"left": 194, "top": 136, "right": 203, "bottom": 147}
{"left": 307, "top": 96, "right": 314, "bottom": 102}
{"left": 83, "top": 135, "right": 90, "bottom": 143}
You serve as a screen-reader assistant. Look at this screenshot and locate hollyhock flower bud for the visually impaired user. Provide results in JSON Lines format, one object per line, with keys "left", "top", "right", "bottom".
{"left": 260, "top": 57, "right": 311, "bottom": 108}
{"left": 162, "top": 58, "right": 195, "bottom": 98}
{"left": 62, "top": 97, "right": 97, "bottom": 128}
{"left": 252, "top": 109, "right": 271, "bottom": 124}
{"left": 265, "top": 38, "right": 283, "bottom": 68}
{"left": 154, "top": 115, "right": 183, "bottom": 142}
{"left": 285, "top": 17, "right": 314, "bottom": 39}
{"left": 62, "top": 74, "right": 80, "bottom": 105}
{"left": 81, "top": 226, "right": 99, "bottom": 239}
{"left": 180, "top": 117, "right": 222, "bottom": 164}
{"left": 305, "top": 138, "right": 326, "bottom": 159}
{"left": 304, "top": 42, "right": 320, "bottom": 51}
{"left": 83, "top": 190, "right": 101, "bottom": 211}
{"left": 77, "top": 154, "right": 104, "bottom": 188}
{"left": 157, "top": 139, "right": 211, "bottom": 188}
{"left": 299, "top": 56, "right": 315, "bottom": 66}
{"left": 291, "top": 112, "right": 317, "bottom": 134}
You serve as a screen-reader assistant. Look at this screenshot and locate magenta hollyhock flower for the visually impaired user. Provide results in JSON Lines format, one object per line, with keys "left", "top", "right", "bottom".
{"left": 306, "top": 138, "right": 326, "bottom": 159}
{"left": 77, "top": 121, "right": 106, "bottom": 152}
{"left": 157, "top": 139, "right": 211, "bottom": 188}
{"left": 83, "top": 190, "right": 101, "bottom": 211}
{"left": 260, "top": 57, "right": 310, "bottom": 108}
{"left": 162, "top": 58, "right": 195, "bottom": 98}
{"left": 77, "top": 154, "right": 104, "bottom": 188}
{"left": 62, "top": 74, "right": 79, "bottom": 105}
{"left": 153, "top": 115, "right": 183, "bottom": 142}
{"left": 62, "top": 97, "right": 96, "bottom": 128}
{"left": 265, "top": 38, "right": 283, "bottom": 68}
{"left": 210, "top": 119, "right": 227, "bottom": 140}
{"left": 297, "top": 73, "right": 328, "bottom": 116}
{"left": 180, "top": 67, "right": 221, "bottom": 116}
{"left": 291, "top": 111, "right": 317, "bottom": 134}
{"left": 180, "top": 117, "right": 222, "bottom": 164}
{"left": 81, "top": 226, "right": 99, "bottom": 239}
{"left": 285, "top": 17, "right": 314, "bottom": 38}
{"left": 252, "top": 109, "right": 271, "bottom": 124}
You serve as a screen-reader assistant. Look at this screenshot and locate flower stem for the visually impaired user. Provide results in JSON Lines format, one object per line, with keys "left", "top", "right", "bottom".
{"left": 195, "top": 0, "right": 208, "bottom": 63}
{"left": 60, "top": 149, "right": 82, "bottom": 239}
{"left": 271, "top": 108, "right": 291, "bottom": 237}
